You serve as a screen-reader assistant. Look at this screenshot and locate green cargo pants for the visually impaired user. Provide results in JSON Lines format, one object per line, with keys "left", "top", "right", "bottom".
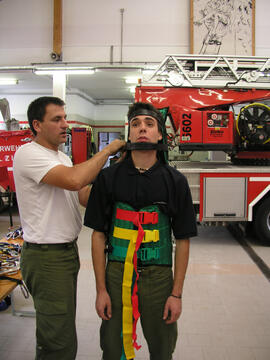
{"left": 100, "top": 261, "right": 177, "bottom": 360}
{"left": 20, "top": 241, "right": 80, "bottom": 360}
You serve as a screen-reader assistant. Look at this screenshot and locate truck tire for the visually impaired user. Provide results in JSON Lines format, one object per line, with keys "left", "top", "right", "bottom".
{"left": 253, "top": 197, "right": 270, "bottom": 244}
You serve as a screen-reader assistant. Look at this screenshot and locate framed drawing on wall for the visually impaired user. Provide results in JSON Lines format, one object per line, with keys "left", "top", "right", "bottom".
{"left": 190, "top": 0, "right": 255, "bottom": 55}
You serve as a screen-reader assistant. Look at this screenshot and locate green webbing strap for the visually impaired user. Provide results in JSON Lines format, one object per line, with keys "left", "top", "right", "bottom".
{"left": 112, "top": 245, "right": 160, "bottom": 261}
{"left": 137, "top": 247, "right": 160, "bottom": 261}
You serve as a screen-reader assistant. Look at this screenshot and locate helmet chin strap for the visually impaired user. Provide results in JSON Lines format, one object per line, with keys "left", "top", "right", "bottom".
{"left": 125, "top": 142, "right": 168, "bottom": 151}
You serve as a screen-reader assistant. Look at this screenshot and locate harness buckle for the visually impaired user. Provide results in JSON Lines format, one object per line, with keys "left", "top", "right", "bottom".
{"left": 138, "top": 211, "right": 158, "bottom": 224}
{"left": 152, "top": 212, "right": 159, "bottom": 224}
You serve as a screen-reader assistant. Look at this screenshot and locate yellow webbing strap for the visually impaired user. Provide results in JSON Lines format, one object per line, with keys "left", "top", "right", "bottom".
{"left": 122, "top": 232, "right": 137, "bottom": 359}
{"left": 117, "top": 227, "right": 160, "bottom": 358}
{"left": 113, "top": 227, "right": 159, "bottom": 243}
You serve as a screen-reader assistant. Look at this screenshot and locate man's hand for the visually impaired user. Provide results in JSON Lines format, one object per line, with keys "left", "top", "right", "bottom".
{"left": 105, "top": 139, "right": 126, "bottom": 155}
{"left": 163, "top": 296, "right": 182, "bottom": 324}
{"left": 96, "top": 290, "right": 112, "bottom": 320}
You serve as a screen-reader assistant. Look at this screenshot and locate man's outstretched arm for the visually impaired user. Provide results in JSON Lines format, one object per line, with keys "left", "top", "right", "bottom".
{"left": 42, "top": 139, "right": 125, "bottom": 191}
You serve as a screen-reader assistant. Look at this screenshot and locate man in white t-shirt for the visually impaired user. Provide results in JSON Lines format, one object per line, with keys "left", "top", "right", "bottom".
{"left": 13, "top": 96, "right": 125, "bottom": 360}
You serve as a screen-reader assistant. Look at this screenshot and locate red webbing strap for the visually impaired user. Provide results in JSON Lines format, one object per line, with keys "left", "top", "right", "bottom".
{"left": 131, "top": 215, "right": 144, "bottom": 350}
{"left": 116, "top": 208, "right": 158, "bottom": 224}
{"left": 116, "top": 207, "right": 159, "bottom": 352}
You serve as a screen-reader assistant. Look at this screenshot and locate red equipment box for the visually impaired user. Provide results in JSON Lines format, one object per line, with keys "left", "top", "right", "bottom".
{"left": 71, "top": 127, "right": 92, "bottom": 164}
{"left": 178, "top": 110, "right": 234, "bottom": 149}
{"left": 202, "top": 111, "right": 234, "bottom": 144}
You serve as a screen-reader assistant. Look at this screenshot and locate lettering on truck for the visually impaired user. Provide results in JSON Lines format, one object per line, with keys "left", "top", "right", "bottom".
{"left": 0, "top": 144, "right": 23, "bottom": 164}
{"left": 210, "top": 129, "right": 224, "bottom": 137}
{"left": 181, "top": 113, "right": 192, "bottom": 141}
{"left": 0, "top": 145, "right": 21, "bottom": 152}
{"left": 3, "top": 155, "right": 14, "bottom": 162}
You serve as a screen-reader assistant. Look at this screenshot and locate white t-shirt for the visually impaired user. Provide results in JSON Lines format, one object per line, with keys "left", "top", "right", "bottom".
{"left": 13, "top": 141, "right": 82, "bottom": 244}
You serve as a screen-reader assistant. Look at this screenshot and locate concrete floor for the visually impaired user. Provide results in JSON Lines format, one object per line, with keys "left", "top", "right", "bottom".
{"left": 0, "top": 208, "right": 270, "bottom": 360}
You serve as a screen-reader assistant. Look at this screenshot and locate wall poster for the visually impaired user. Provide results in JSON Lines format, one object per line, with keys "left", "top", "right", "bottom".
{"left": 190, "top": 0, "right": 255, "bottom": 55}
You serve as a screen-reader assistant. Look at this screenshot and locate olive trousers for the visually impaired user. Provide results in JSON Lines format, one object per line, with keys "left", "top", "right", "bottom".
{"left": 100, "top": 261, "right": 177, "bottom": 360}
{"left": 21, "top": 241, "right": 80, "bottom": 360}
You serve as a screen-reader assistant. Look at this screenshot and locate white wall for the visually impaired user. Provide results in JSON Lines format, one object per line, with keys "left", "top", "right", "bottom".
{"left": 94, "top": 104, "right": 128, "bottom": 121}
{"left": 66, "top": 94, "right": 95, "bottom": 123}
{"left": 0, "top": 0, "right": 53, "bottom": 65}
{"left": 63, "top": 0, "right": 189, "bottom": 62}
{"left": 0, "top": 93, "right": 95, "bottom": 127}
{"left": 1, "top": 0, "right": 269, "bottom": 66}
{"left": 0, "top": 0, "right": 189, "bottom": 65}
{"left": 0, "top": 0, "right": 269, "bottom": 126}
{"left": 255, "top": 0, "right": 270, "bottom": 55}
{"left": 3, "top": 95, "right": 42, "bottom": 124}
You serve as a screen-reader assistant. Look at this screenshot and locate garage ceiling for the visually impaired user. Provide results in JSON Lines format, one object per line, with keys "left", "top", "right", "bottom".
{"left": 0, "top": 65, "right": 155, "bottom": 104}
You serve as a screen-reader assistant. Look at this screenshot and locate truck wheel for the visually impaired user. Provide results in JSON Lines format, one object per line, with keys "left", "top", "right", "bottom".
{"left": 253, "top": 198, "right": 270, "bottom": 244}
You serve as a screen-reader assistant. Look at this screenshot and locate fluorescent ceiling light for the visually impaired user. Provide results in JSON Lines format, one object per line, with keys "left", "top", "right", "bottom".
{"left": 0, "top": 79, "right": 18, "bottom": 85}
{"left": 34, "top": 68, "right": 95, "bottom": 75}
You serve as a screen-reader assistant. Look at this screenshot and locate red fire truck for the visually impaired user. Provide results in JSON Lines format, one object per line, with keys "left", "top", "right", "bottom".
{"left": 135, "top": 54, "right": 270, "bottom": 243}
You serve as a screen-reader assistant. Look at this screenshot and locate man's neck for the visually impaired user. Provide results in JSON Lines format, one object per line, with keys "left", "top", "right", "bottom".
{"left": 131, "top": 150, "right": 158, "bottom": 171}
{"left": 34, "top": 136, "right": 58, "bottom": 152}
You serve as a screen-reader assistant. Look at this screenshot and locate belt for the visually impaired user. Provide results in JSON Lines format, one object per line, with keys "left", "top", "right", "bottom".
{"left": 24, "top": 238, "right": 78, "bottom": 250}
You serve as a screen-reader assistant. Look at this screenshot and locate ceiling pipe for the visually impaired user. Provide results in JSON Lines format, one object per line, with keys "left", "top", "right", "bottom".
{"left": 0, "top": 66, "right": 34, "bottom": 71}
{"left": 51, "top": 0, "right": 62, "bottom": 61}
{"left": 120, "top": 8, "right": 124, "bottom": 64}
{"left": 0, "top": 63, "right": 159, "bottom": 75}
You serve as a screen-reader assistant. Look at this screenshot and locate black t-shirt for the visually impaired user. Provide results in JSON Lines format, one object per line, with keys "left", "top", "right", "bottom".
{"left": 84, "top": 157, "right": 197, "bottom": 239}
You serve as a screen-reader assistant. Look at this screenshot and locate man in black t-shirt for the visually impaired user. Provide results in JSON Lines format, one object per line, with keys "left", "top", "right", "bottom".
{"left": 84, "top": 102, "right": 197, "bottom": 360}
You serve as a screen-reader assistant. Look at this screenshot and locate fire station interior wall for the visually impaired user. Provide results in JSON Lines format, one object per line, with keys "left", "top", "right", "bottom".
{"left": 0, "top": 0, "right": 270, "bottom": 67}
{"left": 0, "top": 0, "right": 269, "bottom": 154}
{"left": 0, "top": 94, "right": 96, "bottom": 128}
{"left": 66, "top": 95, "right": 95, "bottom": 123}
{"left": 0, "top": 93, "right": 126, "bottom": 148}
{"left": 93, "top": 105, "right": 127, "bottom": 143}
{"left": 0, "top": 95, "right": 44, "bottom": 127}
{"left": 0, "top": 94, "right": 126, "bottom": 126}
{"left": 90, "top": 121, "right": 125, "bottom": 148}
{"left": 94, "top": 105, "right": 128, "bottom": 122}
